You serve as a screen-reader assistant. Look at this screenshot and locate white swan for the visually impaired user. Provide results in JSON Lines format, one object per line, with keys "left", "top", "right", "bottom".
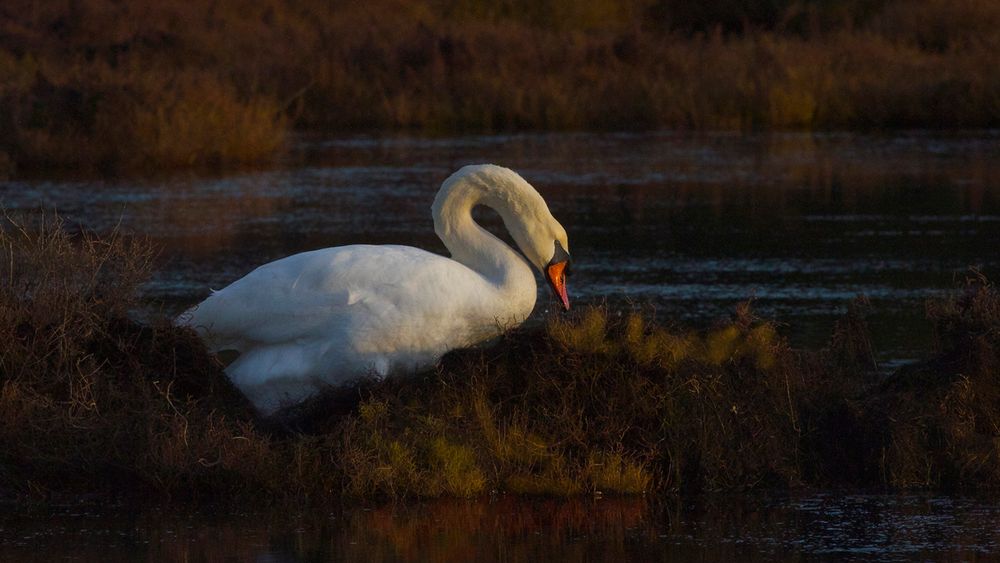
{"left": 178, "top": 164, "right": 571, "bottom": 414}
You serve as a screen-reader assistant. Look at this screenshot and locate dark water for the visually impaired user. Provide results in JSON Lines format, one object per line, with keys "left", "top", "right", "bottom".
{"left": 3, "top": 132, "right": 1000, "bottom": 559}
{"left": 3, "top": 494, "right": 1000, "bottom": 561}
{"left": 2, "top": 131, "right": 998, "bottom": 365}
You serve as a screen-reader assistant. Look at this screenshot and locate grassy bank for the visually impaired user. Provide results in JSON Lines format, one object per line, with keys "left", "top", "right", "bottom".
{"left": 1, "top": 0, "right": 998, "bottom": 173}
{"left": 3, "top": 217, "right": 1000, "bottom": 505}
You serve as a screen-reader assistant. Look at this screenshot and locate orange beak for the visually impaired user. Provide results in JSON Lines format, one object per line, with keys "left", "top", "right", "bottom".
{"left": 545, "top": 261, "right": 570, "bottom": 311}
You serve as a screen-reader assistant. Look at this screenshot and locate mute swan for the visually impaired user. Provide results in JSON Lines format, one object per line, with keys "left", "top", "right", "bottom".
{"left": 178, "top": 164, "right": 571, "bottom": 414}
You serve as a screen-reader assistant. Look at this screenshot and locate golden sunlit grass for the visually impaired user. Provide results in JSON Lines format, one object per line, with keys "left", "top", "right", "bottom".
{"left": 127, "top": 74, "right": 287, "bottom": 168}
{"left": 3, "top": 219, "right": 1000, "bottom": 504}
{"left": 1, "top": 0, "right": 998, "bottom": 172}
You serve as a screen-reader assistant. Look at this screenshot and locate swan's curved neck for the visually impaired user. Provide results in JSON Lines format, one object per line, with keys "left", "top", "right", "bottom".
{"left": 432, "top": 173, "right": 536, "bottom": 298}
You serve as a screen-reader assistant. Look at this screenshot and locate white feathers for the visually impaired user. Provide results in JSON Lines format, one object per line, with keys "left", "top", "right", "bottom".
{"left": 178, "top": 164, "right": 569, "bottom": 414}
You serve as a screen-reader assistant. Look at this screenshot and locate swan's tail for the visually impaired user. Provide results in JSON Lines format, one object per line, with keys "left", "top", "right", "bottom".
{"left": 174, "top": 291, "right": 241, "bottom": 353}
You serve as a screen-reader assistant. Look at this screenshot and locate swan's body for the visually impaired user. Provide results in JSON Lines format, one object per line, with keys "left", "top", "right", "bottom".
{"left": 178, "top": 164, "right": 570, "bottom": 414}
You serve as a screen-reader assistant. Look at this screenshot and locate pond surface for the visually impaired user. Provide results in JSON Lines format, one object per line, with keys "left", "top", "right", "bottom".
{"left": 2, "top": 131, "right": 998, "bottom": 364}
{"left": 2, "top": 132, "right": 1000, "bottom": 559}
{"left": 3, "top": 493, "right": 1000, "bottom": 561}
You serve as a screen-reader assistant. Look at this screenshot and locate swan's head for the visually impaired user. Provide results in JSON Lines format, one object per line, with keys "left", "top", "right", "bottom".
{"left": 481, "top": 165, "right": 572, "bottom": 311}
{"left": 435, "top": 164, "right": 573, "bottom": 310}
{"left": 509, "top": 210, "right": 571, "bottom": 311}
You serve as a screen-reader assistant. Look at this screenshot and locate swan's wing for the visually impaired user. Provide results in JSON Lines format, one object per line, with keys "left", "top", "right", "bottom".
{"left": 178, "top": 245, "right": 469, "bottom": 351}
{"left": 179, "top": 272, "right": 351, "bottom": 352}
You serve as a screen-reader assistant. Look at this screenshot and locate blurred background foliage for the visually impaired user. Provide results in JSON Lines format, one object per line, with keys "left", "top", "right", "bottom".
{"left": 1, "top": 0, "right": 998, "bottom": 171}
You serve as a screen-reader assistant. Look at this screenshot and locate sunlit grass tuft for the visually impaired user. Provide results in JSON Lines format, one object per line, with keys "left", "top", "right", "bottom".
{"left": 429, "top": 438, "right": 486, "bottom": 497}
{"left": 548, "top": 307, "right": 614, "bottom": 354}
{"left": 588, "top": 452, "right": 652, "bottom": 495}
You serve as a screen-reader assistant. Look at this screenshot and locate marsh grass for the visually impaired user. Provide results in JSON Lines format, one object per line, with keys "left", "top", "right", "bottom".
{"left": 1, "top": 0, "right": 999, "bottom": 172}
{"left": 2, "top": 218, "right": 1000, "bottom": 504}
{"left": 3, "top": 67, "right": 286, "bottom": 172}
{"left": 0, "top": 213, "right": 328, "bottom": 502}
{"left": 871, "top": 274, "right": 1000, "bottom": 489}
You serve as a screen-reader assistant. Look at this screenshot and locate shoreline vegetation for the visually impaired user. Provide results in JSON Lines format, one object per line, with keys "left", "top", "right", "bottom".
{"left": 2, "top": 0, "right": 999, "bottom": 174}
{"left": 3, "top": 216, "right": 1000, "bottom": 505}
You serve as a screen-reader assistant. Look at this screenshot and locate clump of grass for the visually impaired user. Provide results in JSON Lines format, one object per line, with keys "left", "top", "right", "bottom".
{"left": 336, "top": 397, "right": 489, "bottom": 498}
{"left": 871, "top": 273, "right": 1000, "bottom": 490}
{"left": 587, "top": 452, "right": 652, "bottom": 495}
{"left": 620, "top": 306, "right": 781, "bottom": 371}
{"left": 0, "top": 213, "right": 329, "bottom": 502}
{"left": 824, "top": 296, "right": 879, "bottom": 377}
{"left": 549, "top": 307, "right": 615, "bottom": 354}
{"left": 927, "top": 272, "right": 1000, "bottom": 369}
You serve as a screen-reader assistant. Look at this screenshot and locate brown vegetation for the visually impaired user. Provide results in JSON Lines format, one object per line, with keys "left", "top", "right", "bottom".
{"left": 0, "top": 214, "right": 331, "bottom": 502}
{"left": 2, "top": 218, "right": 1000, "bottom": 504}
{"left": 1, "top": 0, "right": 998, "bottom": 173}
{"left": 871, "top": 275, "right": 1000, "bottom": 489}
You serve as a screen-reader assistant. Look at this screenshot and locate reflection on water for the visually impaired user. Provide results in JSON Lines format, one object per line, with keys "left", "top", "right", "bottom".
{"left": 1, "top": 131, "right": 998, "bottom": 362}
{"left": 3, "top": 494, "right": 1000, "bottom": 561}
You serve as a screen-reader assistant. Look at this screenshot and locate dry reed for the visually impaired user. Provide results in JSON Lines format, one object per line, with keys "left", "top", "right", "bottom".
{"left": 1, "top": 0, "right": 997, "bottom": 172}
